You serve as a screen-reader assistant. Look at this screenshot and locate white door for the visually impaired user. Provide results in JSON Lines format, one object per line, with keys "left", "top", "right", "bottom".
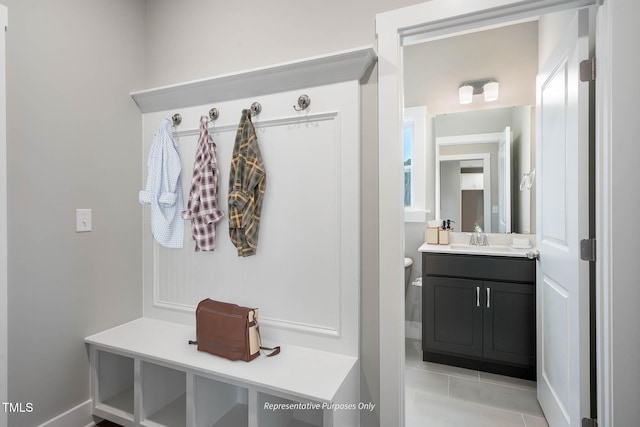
{"left": 536, "top": 9, "right": 590, "bottom": 427}
{"left": 498, "top": 126, "right": 511, "bottom": 233}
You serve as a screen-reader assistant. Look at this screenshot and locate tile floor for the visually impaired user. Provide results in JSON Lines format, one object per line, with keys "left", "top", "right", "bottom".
{"left": 405, "top": 339, "right": 549, "bottom": 427}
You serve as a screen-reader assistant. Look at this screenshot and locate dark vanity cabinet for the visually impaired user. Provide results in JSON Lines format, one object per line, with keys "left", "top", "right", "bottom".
{"left": 422, "top": 252, "right": 536, "bottom": 379}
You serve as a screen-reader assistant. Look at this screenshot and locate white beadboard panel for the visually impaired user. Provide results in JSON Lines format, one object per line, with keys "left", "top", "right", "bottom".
{"left": 154, "top": 113, "right": 341, "bottom": 331}
{"left": 141, "top": 81, "right": 360, "bottom": 357}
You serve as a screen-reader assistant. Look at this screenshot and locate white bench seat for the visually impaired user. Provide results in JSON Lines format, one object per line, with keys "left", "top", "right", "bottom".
{"left": 85, "top": 317, "right": 359, "bottom": 427}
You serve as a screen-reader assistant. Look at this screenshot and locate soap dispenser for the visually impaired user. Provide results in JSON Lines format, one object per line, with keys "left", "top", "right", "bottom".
{"left": 426, "top": 220, "right": 440, "bottom": 244}
{"left": 439, "top": 220, "right": 450, "bottom": 245}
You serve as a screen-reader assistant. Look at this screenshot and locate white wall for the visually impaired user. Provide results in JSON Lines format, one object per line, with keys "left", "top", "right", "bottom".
{"left": 3, "top": 1, "right": 145, "bottom": 425}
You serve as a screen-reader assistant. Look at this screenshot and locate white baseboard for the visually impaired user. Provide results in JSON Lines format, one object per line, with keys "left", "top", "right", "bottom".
{"left": 37, "top": 399, "right": 94, "bottom": 427}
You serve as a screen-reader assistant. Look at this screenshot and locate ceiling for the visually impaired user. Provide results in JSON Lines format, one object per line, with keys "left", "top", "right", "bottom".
{"left": 403, "top": 21, "right": 539, "bottom": 116}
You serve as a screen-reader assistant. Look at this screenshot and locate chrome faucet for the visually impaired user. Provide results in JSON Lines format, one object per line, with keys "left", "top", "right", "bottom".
{"left": 470, "top": 224, "right": 489, "bottom": 246}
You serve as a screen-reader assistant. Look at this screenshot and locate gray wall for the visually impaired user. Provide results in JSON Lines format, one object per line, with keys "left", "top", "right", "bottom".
{"left": 606, "top": 0, "right": 640, "bottom": 425}
{"left": 144, "top": 0, "right": 425, "bottom": 88}
{"left": 4, "top": 1, "right": 145, "bottom": 425}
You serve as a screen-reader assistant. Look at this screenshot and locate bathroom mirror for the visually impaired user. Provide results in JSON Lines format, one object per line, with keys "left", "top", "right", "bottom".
{"left": 434, "top": 107, "right": 535, "bottom": 233}
{"left": 402, "top": 20, "right": 538, "bottom": 234}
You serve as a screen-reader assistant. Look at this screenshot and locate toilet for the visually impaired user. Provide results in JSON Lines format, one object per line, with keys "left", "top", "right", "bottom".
{"left": 404, "top": 257, "right": 413, "bottom": 293}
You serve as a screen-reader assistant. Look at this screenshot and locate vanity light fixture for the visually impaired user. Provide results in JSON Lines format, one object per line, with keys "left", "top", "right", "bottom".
{"left": 483, "top": 81, "right": 499, "bottom": 102}
{"left": 458, "top": 79, "right": 499, "bottom": 104}
{"left": 458, "top": 84, "right": 474, "bottom": 104}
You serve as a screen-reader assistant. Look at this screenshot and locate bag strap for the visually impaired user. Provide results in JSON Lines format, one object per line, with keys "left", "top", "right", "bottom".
{"left": 256, "top": 322, "right": 280, "bottom": 357}
{"left": 260, "top": 345, "right": 281, "bottom": 357}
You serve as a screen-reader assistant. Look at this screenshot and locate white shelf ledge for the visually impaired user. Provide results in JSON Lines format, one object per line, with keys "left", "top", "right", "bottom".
{"left": 130, "top": 46, "right": 377, "bottom": 113}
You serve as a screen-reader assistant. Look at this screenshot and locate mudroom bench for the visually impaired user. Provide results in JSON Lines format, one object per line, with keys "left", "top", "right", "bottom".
{"left": 85, "top": 318, "right": 359, "bottom": 427}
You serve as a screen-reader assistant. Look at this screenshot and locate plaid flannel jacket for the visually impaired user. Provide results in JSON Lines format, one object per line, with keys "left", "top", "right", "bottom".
{"left": 228, "top": 109, "right": 266, "bottom": 257}
{"left": 182, "top": 116, "right": 224, "bottom": 251}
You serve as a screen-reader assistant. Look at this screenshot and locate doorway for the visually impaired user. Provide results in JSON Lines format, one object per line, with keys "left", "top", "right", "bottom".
{"left": 377, "top": 1, "right": 600, "bottom": 426}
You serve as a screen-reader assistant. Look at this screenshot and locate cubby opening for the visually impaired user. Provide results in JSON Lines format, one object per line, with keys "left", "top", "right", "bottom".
{"left": 141, "top": 362, "right": 186, "bottom": 427}
{"left": 194, "top": 376, "right": 248, "bottom": 427}
{"left": 96, "top": 350, "right": 135, "bottom": 419}
{"left": 257, "top": 392, "right": 323, "bottom": 427}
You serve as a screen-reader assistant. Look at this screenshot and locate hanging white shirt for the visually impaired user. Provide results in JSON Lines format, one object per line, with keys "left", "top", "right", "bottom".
{"left": 139, "top": 118, "right": 185, "bottom": 248}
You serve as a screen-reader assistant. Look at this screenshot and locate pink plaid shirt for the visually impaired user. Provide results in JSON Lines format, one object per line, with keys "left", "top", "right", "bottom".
{"left": 182, "top": 116, "right": 224, "bottom": 251}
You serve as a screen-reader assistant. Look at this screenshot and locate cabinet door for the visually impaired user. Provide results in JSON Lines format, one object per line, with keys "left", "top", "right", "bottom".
{"left": 483, "top": 281, "right": 535, "bottom": 366}
{"left": 423, "top": 276, "right": 483, "bottom": 358}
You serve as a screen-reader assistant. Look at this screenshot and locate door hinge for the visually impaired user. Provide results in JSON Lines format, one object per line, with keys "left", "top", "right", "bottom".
{"left": 582, "top": 417, "right": 598, "bottom": 427}
{"left": 580, "top": 58, "right": 596, "bottom": 82}
{"left": 580, "top": 238, "right": 597, "bottom": 262}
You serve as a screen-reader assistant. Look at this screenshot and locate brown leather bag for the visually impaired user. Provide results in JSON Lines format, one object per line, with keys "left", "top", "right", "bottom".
{"left": 188, "top": 298, "right": 280, "bottom": 362}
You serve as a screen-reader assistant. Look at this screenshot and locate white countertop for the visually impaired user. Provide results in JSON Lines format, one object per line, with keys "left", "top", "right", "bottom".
{"left": 418, "top": 232, "right": 536, "bottom": 258}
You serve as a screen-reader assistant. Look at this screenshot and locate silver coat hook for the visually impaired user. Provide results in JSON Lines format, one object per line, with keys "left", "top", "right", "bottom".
{"left": 171, "top": 113, "right": 182, "bottom": 127}
{"left": 293, "top": 94, "right": 311, "bottom": 111}
{"left": 209, "top": 107, "right": 219, "bottom": 121}
{"left": 250, "top": 102, "right": 262, "bottom": 117}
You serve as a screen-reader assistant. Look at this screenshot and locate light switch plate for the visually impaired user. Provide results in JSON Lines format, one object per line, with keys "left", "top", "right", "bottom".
{"left": 492, "top": 205, "right": 499, "bottom": 214}
{"left": 76, "top": 209, "right": 92, "bottom": 232}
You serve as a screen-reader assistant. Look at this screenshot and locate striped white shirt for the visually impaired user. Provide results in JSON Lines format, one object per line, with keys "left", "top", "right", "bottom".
{"left": 139, "top": 118, "right": 185, "bottom": 248}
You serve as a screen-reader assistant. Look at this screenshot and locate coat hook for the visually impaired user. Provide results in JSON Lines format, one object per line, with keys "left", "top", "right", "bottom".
{"left": 171, "top": 113, "right": 182, "bottom": 127}
{"left": 293, "top": 94, "right": 311, "bottom": 111}
{"left": 250, "top": 102, "right": 262, "bottom": 117}
{"left": 209, "top": 107, "right": 219, "bottom": 121}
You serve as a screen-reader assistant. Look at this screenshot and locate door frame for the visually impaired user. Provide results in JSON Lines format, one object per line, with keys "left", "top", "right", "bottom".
{"left": 376, "top": 0, "right": 606, "bottom": 425}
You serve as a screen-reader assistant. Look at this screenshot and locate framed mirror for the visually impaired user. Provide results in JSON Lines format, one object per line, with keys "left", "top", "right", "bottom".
{"left": 432, "top": 106, "right": 535, "bottom": 234}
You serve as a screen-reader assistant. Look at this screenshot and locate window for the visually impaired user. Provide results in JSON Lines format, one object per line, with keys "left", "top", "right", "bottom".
{"left": 403, "top": 106, "right": 429, "bottom": 222}
{"left": 404, "top": 123, "right": 414, "bottom": 207}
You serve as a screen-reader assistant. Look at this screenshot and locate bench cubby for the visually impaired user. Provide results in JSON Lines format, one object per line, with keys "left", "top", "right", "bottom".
{"left": 95, "top": 350, "right": 135, "bottom": 422}
{"left": 141, "top": 362, "right": 186, "bottom": 427}
{"left": 193, "top": 376, "right": 248, "bottom": 427}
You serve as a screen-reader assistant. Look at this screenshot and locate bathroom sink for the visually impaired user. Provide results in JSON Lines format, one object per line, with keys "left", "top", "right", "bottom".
{"left": 418, "top": 235, "right": 535, "bottom": 258}
{"left": 449, "top": 244, "right": 516, "bottom": 254}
